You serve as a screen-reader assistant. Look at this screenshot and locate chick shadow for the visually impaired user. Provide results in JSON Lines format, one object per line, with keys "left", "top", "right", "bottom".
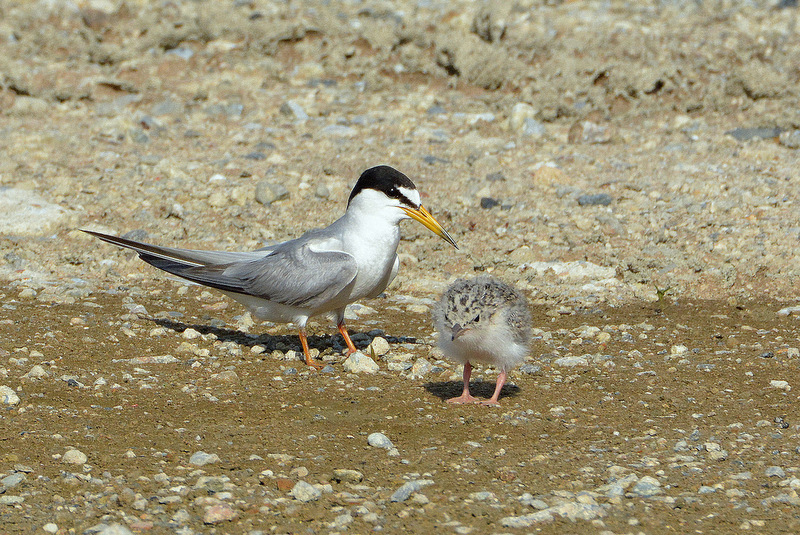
{"left": 147, "top": 316, "right": 410, "bottom": 356}
{"left": 424, "top": 380, "right": 521, "bottom": 403}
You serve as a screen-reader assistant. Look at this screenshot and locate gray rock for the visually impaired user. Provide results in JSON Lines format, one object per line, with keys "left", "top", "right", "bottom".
{"left": 577, "top": 193, "right": 613, "bottom": 206}
{"left": 332, "top": 469, "right": 363, "bottom": 483}
{"left": 554, "top": 356, "right": 588, "bottom": 367}
{"left": 8, "top": 96, "right": 50, "bottom": 116}
{"left": 367, "top": 432, "right": 394, "bottom": 450}
{"left": 1, "top": 472, "right": 26, "bottom": 490}
{"left": 0, "top": 495, "right": 24, "bottom": 505}
{"left": 319, "top": 124, "right": 357, "bottom": 137}
{"left": 342, "top": 352, "right": 379, "bottom": 374}
{"left": 62, "top": 449, "right": 87, "bottom": 464}
{"left": 726, "top": 127, "right": 782, "bottom": 141}
{"left": 366, "top": 336, "right": 391, "bottom": 356}
{"left": 0, "top": 189, "right": 72, "bottom": 237}
{"left": 389, "top": 479, "right": 434, "bottom": 502}
{"left": 255, "top": 181, "right": 290, "bottom": 205}
{"left": 189, "top": 451, "right": 221, "bottom": 466}
{"left": 23, "top": 365, "right": 50, "bottom": 379}
{"left": 0, "top": 385, "right": 20, "bottom": 405}
{"left": 779, "top": 129, "right": 800, "bottom": 149}
{"left": 631, "top": 475, "right": 661, "bottom": 496}
{"left": 501, "top": 509, "right": 554, "bottom": 527}
{"left": 766, "top": 466, "right": 786, "bottom": 478}
{"left": 97, "top": 523, "right": 135, "bottom": 535}
{"left": 290, "top": 480, "right": 321, "bottom": 502}
{"left": 518, "top": 364, "right": 541, "bottom": 375}
{"left": 279, "top": 100, "right": 309, "bottom": 122}
{"left": 408, "top": 357, "right": 432, "bottom": 377}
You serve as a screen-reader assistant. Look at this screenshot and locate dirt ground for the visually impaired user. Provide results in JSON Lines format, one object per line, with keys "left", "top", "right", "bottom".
{"left": 3, "top": 288, "right": 800, "bottom": 534}
{"left": 3, "top": 0, "right": 800, "bottom": 533}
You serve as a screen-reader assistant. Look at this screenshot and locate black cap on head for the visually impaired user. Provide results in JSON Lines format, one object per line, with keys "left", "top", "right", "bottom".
{"left": 348, "top": 165, "right": 418, "bottom": 207}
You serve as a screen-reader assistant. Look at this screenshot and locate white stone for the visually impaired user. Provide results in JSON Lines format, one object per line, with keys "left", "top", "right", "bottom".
{"left": 0, "top": 385, "right": 20, "bottom": 405}
{"left": 554, "top": 356, "right": 588, "bottom": 367}
{"left": 342, "top": 352, "right": 379, "bottom": 374}
{"left": 366, "top": 337, "right": 391, "bottom": 356}
{"left": 367, "top": 432, "right": 394, "bottom": 450}
{"left": 770, "top": 380, "right": 791, "bottom": 392}
{"left": 23, "top": 365, "right": 49, "bottom": 379}
{"left": 290, "top": 480, "right": 321, "bottom": 502}
{"left": 189, "top": 451, "right": 220, "bottom": 466}
{"left": 0, "top": 188, "right": 73, "bottom": 236}
{"left": 182, "top": 328, "right": 201, "bottom": 340}
{"left": 62, "top": 449, "right": 88, "bottom": 464}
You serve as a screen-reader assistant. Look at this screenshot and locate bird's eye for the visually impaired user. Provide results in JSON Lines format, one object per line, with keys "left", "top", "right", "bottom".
{"left": 473, "top": 314, "right": 480, "bottom": 323}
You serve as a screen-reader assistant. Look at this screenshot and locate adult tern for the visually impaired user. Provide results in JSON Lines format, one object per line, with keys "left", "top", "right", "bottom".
{"left": 85, "top": 165, "right": 458, "bottom": 368}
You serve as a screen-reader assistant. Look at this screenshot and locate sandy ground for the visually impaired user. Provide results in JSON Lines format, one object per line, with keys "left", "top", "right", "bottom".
{"left": 2, "top": 0, "right": 800, "bottom": 533}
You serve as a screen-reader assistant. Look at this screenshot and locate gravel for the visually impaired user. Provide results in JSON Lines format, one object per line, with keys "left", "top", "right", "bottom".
{"left": 3, "top": 1, "right": 800, "bottom": 533}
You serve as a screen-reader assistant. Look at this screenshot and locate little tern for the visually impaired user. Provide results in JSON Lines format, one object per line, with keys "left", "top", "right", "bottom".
{"left": 433, "top": 275, "right": 531, "bottom": 406}
{"left": 85, "top": 165, "right": 458, "bottom": 368}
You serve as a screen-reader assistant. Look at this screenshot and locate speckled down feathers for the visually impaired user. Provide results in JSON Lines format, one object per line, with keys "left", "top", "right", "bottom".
{"left": 433, "top": 275, "right": 531, "bottom": 346}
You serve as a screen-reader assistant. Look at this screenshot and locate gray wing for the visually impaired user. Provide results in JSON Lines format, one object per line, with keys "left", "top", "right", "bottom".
{"left": 84, "top": 229, "right": 358, "bottom": 309}
{"left": 83, "top": 230, "right": 269, "bottom": 265}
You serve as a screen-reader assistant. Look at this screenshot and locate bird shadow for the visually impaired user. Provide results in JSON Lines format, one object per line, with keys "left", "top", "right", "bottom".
{"left": 423, "top": 380, "right": 521, "bottom": 403}
{"left": 145, "top": 316, "right": 414, "bottom": 355}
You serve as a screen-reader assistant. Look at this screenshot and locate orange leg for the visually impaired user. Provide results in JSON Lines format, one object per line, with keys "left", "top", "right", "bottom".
{"left": 298, "top": 328, "right": 324, "bottom": 369}
{"left": 337, "top": 321, "right": 358, "bottom": 355}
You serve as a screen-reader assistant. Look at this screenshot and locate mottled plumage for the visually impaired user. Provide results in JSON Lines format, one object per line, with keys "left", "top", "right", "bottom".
{"left": 433, "top": 275, "right": 531, "bottom": 405}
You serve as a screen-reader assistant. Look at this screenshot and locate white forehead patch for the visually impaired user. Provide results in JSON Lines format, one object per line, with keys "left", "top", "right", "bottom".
{"left": 397, "top": 185, "right": 420, "bottom": 207}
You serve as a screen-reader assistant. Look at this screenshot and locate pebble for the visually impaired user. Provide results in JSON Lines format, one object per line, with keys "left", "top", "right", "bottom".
{"left": 367, "top": 432, "right": 394, "bottom": 450}
{"left": 408, "top": 357, "right": 432, "bottom": 377}
{"left": 62, "top": 449, "right": 87, "bottom": 464}
{"left": 342, "top": 351, "right": 379, "bottom": 374}
{"left": 577, "top": 193, "right": 613, "bottom": 206}
{"left": 181, "top": 328, "right": 201, "bottom": 340}
{"left": 779, "top": 129, "right": 800, "bottom": 148}
{"left": 366, "top": 336, "right": 391, "bottom": 356}
{"left": 766, "top": 466, "right": 786, "bottom": 478}
{"left": 332, "top": 469, "right": 363, "bottom": 483}
{"left": 554, "top": 356, "right": 588, "bottom": 367}
{"left": 96, "top": 523, "right": 135, "bottom": 535}
{"left": 290, "top": 480, "right": 321, "bottom": 502}
{"left": 279, "top": 100, "right": 309, "bottom": 122}
{"left": 255, "top": 181, "right": 290, "bottom": 205}
{"left": 23, "top": 365, "right": 49, "bottom": 379}
{"left": 0, "top": 188, "right": 71, "bottom": 236}
{"left": 390, "top": 479, "right": 434, "bottom": 502}
{"left": 189, "top": 451, "right": 221, "bottom": 466}
{"left": 0, "top": 385, "right": 20, "bottom": 405}
{"left": 770, "top": 380, "right": 791, "bottom": 392}
{"left": 1, "top": 472, "right": 26, "bottom": 489}
{"left": 630, "top": 476, "right": 661, "bottom": 497}
{"left": 203, "top": 504, "right": 238, "bottom": 524}
{"left": 43, "top": 524, "right": 58, "bottom": 534}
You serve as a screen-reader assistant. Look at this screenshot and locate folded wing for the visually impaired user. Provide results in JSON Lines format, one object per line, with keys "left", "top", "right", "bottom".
{"left": 84, "top": 230, "right": 358, "bottom": 309}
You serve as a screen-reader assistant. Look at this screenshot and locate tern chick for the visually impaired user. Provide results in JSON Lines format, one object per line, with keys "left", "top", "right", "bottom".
{"left": 85, "top": 165, "right": 457, "bottom": 368}
{"left": 433, "top": 276, "right": 531, "bottom": 406}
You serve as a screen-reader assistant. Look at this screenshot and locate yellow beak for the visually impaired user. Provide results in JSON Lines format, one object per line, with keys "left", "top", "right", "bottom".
{"left": 401, "top": 205, "right": 458, "bottom": 249}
